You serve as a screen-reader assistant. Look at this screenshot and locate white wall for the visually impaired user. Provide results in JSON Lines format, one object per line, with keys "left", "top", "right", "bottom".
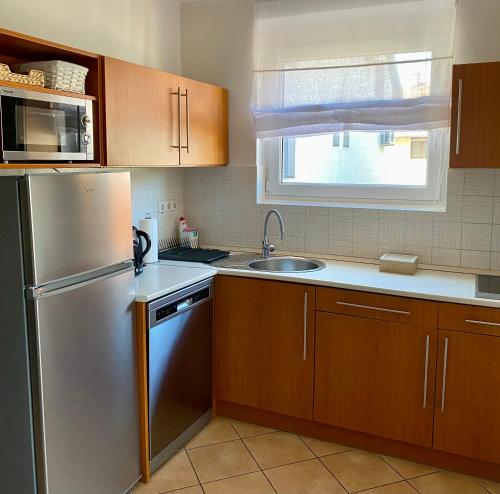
{"left": 0, "top": 0, "right": 183, "bottom": 239}
{"left": 182, "top": 0, "right": 500, "bottom": 272}
{"left": 180, "top": 0, "right": 500, "bottom": 168}
{"left": 0, "top": 0, "right": 181, "bottom": 72}
{"left": 181, "top": 0, "right": 255, "bottom": 166}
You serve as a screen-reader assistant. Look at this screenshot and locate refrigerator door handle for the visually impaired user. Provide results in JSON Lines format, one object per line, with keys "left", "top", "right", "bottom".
{"left": 27, "top": 261, "right": 134, "bottom": 299}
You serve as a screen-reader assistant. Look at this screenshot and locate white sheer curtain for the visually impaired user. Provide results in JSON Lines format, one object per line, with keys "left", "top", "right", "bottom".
{"left": 251, "top": 0, "right": 457, "bottom": 138}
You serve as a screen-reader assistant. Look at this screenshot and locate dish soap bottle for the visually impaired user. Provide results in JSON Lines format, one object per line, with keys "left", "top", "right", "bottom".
{"left": 178, "top": 216, "right": 199, "bottom": 248}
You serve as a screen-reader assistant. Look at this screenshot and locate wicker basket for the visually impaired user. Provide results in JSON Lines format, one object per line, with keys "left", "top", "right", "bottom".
{"left": 14, "top": 60, "right": 88, "bottom": 94}
{"left": 0, "top": 63, "right": 44, "bottom": 87}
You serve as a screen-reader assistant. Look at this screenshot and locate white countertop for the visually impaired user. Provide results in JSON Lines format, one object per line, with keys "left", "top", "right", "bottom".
{"left": 134, "top": 261, "right": 217, "bottom": 302}
{"left": 135, "top": 256, "right": 500, "bottom": 308}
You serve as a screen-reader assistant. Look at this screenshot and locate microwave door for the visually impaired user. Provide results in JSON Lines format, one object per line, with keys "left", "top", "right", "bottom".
{"left": 1, "top": 87, "right": 93, "bottom": 162}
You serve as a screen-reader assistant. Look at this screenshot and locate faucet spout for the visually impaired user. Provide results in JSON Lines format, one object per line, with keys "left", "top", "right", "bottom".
{"left": 262, "top": 209, "right": 285, "bottom": 258}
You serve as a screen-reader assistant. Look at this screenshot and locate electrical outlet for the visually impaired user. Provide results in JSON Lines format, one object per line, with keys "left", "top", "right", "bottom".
{"left": 165, "top": 199, "right": 177, "bottom": 212}
{"left": 158, "top": 201, "right": 167, "bottom": 214}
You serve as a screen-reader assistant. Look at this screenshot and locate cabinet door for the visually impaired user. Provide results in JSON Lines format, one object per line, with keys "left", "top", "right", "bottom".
{"left": 214, "top": 276, "right": 315, "bottom": 419}
{"left": 314, "top": 312, "right": 437, "bottom": 447}
{"left": 178, "top": 77, "right": 228, "bottom": 166}
{"left": 104, "top": 57, "right": 179, "bottom": 167}
{"left": 450, "top": 62, "right": 500, "bottom": 168}
{"left": 434, "top": 330, "right": 500, "bottom": 463}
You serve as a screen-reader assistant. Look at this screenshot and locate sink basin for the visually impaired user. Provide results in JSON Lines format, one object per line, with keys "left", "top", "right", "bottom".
{"left": 248, "top": 257, "right": 326, "bottom": 273}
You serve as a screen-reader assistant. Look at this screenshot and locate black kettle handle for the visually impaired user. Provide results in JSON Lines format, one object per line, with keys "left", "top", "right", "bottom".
{"left": 136, "top": 229, "right": 152, "bottom": 257}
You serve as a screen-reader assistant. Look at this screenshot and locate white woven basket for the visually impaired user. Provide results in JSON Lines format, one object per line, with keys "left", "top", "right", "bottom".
{"left": 15, "top": 60, "right": 88, "bottom": 94}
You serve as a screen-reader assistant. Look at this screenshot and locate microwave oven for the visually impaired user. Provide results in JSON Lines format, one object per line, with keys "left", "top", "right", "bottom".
{"left": 0, "top": 86, "right": 94, "bottom": 163}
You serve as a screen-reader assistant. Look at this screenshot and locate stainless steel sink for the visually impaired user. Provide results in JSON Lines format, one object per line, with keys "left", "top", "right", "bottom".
{"left": 248, "top": 257, "right": 326, "bottom": 273}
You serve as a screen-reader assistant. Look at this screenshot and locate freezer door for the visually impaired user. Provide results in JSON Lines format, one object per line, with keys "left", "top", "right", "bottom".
{"left": 29, "top": 267, "right": 140, "bottom": 494}
{"left": 23, "top": 172, "right": 132, "bottom": 286}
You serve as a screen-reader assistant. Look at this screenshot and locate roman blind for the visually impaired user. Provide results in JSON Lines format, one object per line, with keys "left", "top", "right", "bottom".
{"left": 251, "top": 0, "right": 457, "bottom": 138}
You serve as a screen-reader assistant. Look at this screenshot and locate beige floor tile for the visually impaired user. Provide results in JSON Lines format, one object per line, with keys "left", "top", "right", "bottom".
{"left": 187, "top": 439, "right": 259, "bottom": 483}
{"left": 230, "top": 419, "right": 276, "bottom": 438}
{"left": 410, "top": 471, "right": 487, "bottom": 494}
{"left": 360, "top": 481, "right": 418, "bottom": 494}
{"left": 300, "top": 435, "right": 352, "bottom": 457}
{"left": 475, "top": 477, "right": 500, "bottom": 494}
{"left": 203, "top": 471, "right": 275, "bottom": 494}
{"left": 244, "top": 431, "right": 315, "bottom": 469}
{"left": 186, "top": 416, "right": 238, "bottom": 449}
{"left": 322, "top": 450, "right": 402, "bottom": 493}
{"left": 381, "top": 455, "right": 440, "bottom": 479}
{"left": 264, "top": 458, "right": 347, "bottom": 494}
{"left": 132, "top": 451, "right": 198, "bottom": 494}
{"left": 168, "top": 487, "right": 204, "bottom": 494}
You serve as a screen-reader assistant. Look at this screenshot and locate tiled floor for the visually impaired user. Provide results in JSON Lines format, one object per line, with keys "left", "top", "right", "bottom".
{"left": 133, "top": 416, "right": 500, "bottom": 494}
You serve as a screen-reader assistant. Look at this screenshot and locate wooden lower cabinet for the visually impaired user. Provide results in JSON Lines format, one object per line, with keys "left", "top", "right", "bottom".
{"left": 214, "top": 276, "right": 315, "bottom": 419}
{"left": 434, "top": 330, "right": 500, "bottom": 464}
{"left": 314, "top": 312, "right": 437, "bottom": 447}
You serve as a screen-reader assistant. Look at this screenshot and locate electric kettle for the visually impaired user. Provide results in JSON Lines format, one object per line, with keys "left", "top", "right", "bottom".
{"left": 133, "top": 226, "right": 151, "bottom": 275}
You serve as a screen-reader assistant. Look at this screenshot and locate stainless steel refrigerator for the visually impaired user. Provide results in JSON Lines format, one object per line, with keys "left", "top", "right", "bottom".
{"left": 0, "top": 172, "right": 140, "bottom": 494}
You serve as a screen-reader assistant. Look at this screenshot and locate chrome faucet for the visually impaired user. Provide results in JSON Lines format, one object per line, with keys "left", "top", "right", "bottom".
{"left": 262, "top": 209, "right": 285, "bottom": 258}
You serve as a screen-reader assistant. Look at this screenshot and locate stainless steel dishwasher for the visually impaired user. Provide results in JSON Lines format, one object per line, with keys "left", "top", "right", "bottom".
{"left": 147, "top": 278, "right": 213, "bottom": 472}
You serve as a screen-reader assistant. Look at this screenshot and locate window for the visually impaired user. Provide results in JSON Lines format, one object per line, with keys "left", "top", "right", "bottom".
{"left": 252, "top": 0, "right": 456, "bottom": 211}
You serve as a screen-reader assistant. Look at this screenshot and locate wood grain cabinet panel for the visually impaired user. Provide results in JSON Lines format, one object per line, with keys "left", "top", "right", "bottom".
{"left": 314, "top": 312, "right": 437, "bottom": 447}
{"left": 103, "top": 57, "right": 180, "bottom": 167}
{"left": 214, "top": 276, "right": 315, "bottom": 420}
{"left": 316, "top": 287, "right": 438, "bottom": 327}
{"left": 434, "top": 330, "right": 500, "bottom": 463}
{"left": 439, "top": 302, "right": 500, "bottom": 336}
{"left": 178, "top": 77, "right": 228, "bottom": 166}
{"left": 450, "top": 61, "right": 500, "bottom": 168}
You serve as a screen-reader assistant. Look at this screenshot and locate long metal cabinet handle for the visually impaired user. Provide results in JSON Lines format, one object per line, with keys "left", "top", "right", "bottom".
{"left": 181, "top": 89, "right": 190, "bottom": 153}
{"left": 303, "top": 292, "right": 308, "bottom": 360}
{"left": 422, "top": 334, "right": 430, "bottom": 408}
{"left": 455, "top": 78, "right": 463, "bottom": 155}
{"left": 465, "top": 319, "right": 500, "bottom": 327}
{"left": 171, "top": 87, "right": 181, "bottom": 149}
{"left": 336, "top": 301, "right": 411, "bottom": 316}
{"left": 441, "top": 337, "right": 449, "bottom": 412}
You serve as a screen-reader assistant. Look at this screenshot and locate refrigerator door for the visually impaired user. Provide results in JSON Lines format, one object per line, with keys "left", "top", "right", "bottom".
{"left": 28, "top": 266, "right": 140, "bottom": 494}
{"left": 23, "top": 172, "right": 132, "bottom": 286}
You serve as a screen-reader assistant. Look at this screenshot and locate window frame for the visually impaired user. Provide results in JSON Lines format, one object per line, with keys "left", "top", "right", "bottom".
{"left": 257, "top": 130, "right": 448, "bottom": 211}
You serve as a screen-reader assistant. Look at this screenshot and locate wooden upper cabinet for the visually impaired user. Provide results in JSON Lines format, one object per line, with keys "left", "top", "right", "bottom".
{"left": 214, "top": 276, "right": 315, "bottom": 420}
{"left": 450, "top": 61, "right": 500, "bottom": 168}
{"left": 434, "top": 330, "right": 500, "bottom": 463}
{"left": 314, "top": 312, "right": 437, "bottom": 447}
{"left": 178, "top": 77, "right": 228, "bottom": 166}
{"left": 103, "top": 57, "right": 180, "bottom": 167}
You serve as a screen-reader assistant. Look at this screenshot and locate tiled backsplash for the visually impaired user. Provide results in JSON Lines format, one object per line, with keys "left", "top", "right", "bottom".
{"left": 130, "top": 168, "right": 183, "bottom": 240}
{"left": 183, "top": 166, "right": 500, "bottom": 271}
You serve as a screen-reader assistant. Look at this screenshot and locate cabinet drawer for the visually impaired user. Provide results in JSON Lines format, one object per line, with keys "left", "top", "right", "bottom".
{"left": 316, "top": 287, "right": 438, "bottom": 327}
{"left": 439, "top": 303, "right": 500, "bottom": 336}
